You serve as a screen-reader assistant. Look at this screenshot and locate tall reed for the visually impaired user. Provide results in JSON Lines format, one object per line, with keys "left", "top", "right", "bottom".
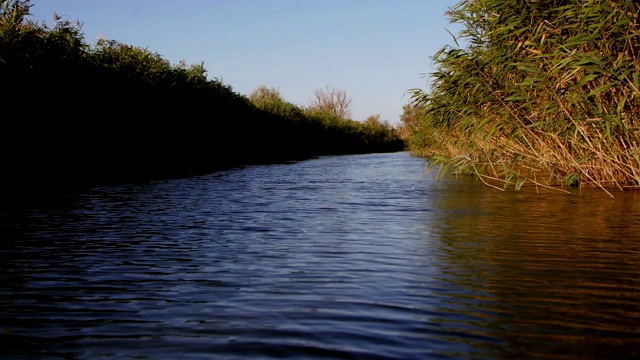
{"left": 409, "top": 0, "right": 640, "bottom": 194}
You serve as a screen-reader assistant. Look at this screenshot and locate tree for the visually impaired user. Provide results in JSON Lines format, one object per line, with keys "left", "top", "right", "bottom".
{"left": 399, "top": 103, "right": 424, "bottom": 129}
{"left": 249, "top": 85, "right": 283, "bottom": 105}
{"left": 364, "top": 114, "right": 381, "bottom": 127}
{"left": 309, "top": 85, "right": 352, "bottom": 119}
{"left": 397, "top": 103, "right": 425, "bottom": 139}
{"left": 364, "top": 114, "right": 391, "bottom": 129}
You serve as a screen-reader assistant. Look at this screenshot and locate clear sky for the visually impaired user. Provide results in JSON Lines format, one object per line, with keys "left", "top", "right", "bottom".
{"left": 28, "top": 0, "right": 462, "bottom": 125}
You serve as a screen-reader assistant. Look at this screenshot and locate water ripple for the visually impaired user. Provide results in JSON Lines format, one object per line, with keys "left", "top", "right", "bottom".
{"left": 1, "top": 152, "right": 640, "bottom": 359}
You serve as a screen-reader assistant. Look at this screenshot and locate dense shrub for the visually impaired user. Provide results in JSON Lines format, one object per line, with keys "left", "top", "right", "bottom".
{"left": 0, "top": 0, "right": 403, "bottom": 202}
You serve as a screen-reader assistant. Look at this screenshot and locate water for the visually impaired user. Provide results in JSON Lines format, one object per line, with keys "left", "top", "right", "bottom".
{"left": 1, "top": 151, "right": 639, "bottom": 359}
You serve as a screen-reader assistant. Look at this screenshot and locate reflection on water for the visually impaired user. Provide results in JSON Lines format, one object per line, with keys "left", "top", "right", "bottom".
{"left": 1, "top": 152, "right": 639, "bottom": 359}
{"left": 429, "top": 182, "right": 640, "bottom": 359}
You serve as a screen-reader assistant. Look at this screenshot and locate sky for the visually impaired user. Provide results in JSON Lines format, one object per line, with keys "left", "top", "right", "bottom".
{"left": 28, "top": 0, "right": 462, "bottom": 125}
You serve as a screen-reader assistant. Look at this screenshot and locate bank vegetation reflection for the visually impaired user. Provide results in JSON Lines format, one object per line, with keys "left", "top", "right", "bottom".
{"left": 428, "top": 179, "right": 640, "bottom": 358}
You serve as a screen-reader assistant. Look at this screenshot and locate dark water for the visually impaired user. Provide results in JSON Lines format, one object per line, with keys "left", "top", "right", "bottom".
{"left": 1, "top": 151, "right": 639, "bottom": 359}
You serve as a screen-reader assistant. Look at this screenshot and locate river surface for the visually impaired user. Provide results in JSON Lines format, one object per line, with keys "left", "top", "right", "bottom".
{"left": 1, "top": 151, "right": 639, "bottom": 359}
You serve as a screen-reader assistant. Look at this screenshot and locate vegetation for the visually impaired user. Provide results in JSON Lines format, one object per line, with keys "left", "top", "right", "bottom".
{"left": 0, "top": 0, "right": 403, "bottom": 202}
{"left": 248, "top": 85, "right": 404, "bottom": 157}
{"left": 407, "top": 0, "right": 640, "bottom": 195}
{"left": 309, "top": 86, "right": 353, "bottom": 119}
{"left": 397, "top": 103, "right": 426, "bottom": 141}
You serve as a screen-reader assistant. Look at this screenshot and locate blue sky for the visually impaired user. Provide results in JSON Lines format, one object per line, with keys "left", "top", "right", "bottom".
{"left": 29, "top": 0, "right": 462, "bottom": 125}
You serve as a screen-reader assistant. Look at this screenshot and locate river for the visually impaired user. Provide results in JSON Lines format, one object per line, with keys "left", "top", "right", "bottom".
{"left": 1, "top": 151, "right": 639, "bottom": 359}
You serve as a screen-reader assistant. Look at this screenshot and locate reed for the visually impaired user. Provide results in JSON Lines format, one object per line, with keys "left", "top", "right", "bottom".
{"left": 409, "top": 0, "right": 640, "bottom": 195}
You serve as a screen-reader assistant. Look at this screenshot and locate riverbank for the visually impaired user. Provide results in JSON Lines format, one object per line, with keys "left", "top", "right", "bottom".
{"left": 0, "top": 0, "right": 404, "bottom": 205}
{"left": 405, "top": 0, "right": 640, "bottom": 192}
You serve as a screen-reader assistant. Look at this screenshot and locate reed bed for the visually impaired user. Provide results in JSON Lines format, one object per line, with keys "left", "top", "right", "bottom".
{"left": 408, "top": 0, "right": 640, "bottom": 195}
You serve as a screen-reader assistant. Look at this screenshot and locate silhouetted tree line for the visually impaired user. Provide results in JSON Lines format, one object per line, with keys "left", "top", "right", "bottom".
{"left": 0, "top": 0, "right": 404, "bottom": 202}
